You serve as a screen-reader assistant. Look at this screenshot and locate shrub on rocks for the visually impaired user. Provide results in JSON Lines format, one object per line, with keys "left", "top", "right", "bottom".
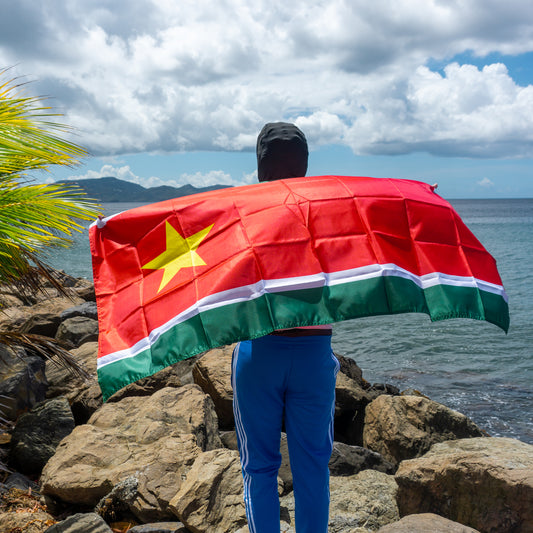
{"left": 0, "top": 509, "right": 56, "bottom": 532}
{"left": 395, "top": 437, "right": 533, "bottom": 533}
{"left": 363, "top": 394, "right": 484, "bottom": 465}
{"left": 0, "top": 485, "right": 56, "bottom": 532}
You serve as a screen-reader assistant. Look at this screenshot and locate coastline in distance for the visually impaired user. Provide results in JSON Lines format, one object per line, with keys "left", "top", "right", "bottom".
{"left": 57, "top": 176, "right": 232, "bottom": 203}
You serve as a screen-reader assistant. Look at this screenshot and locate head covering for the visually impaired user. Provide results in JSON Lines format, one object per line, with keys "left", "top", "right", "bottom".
{"left": 256, "top": 122, "right": 308, "bottom": 182}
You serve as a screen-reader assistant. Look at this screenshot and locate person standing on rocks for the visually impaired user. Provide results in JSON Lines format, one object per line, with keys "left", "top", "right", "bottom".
{"left": 231, "top": 122, "right": 339, "bottom": 533}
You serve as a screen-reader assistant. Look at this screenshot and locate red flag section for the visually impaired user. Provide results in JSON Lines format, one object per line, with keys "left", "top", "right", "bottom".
{"left": 90, "top": 176, "right": 509, "bottom": 400}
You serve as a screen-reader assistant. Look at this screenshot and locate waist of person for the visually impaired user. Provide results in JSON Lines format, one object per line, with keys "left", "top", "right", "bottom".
{"left": 269, "top": 325, "right": 332, "bottom": 337}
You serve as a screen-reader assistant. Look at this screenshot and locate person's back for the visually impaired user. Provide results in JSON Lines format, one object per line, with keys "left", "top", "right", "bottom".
{"left": 231, "top": 122, "right": 339, "bottom": 533}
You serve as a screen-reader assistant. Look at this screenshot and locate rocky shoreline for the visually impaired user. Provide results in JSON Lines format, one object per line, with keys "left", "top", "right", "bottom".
{"left": 0, "top": 274, "right": 531, "bottom": 533}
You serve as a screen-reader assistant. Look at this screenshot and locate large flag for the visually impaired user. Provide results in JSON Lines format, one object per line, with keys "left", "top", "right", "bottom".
{"left": 90, "top": 176, "right": 509, "bottom": 400}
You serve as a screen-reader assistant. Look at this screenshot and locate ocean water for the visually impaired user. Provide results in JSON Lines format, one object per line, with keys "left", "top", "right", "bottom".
{"left": 46, "top": 199, "right": 533, "bottom": 444}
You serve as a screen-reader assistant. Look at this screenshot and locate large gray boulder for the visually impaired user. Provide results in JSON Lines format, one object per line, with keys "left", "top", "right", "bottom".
{"left": 329, "top": 441, "right": 395, "bottom": 476}
{"left": 0, "top": 345, "right": 47, "bottom": 421}
{"left": 363, "top": 394, "right": 484, "bottom": 465}
{"left": 41, "top": 385, "right": 222, "bottom": 521}
{"left": 55, "top": 316, "right": 99, "bottom": 348}
{"left": 60, "top": 301, "right": 98, "bottom": 321}
{"left": 20, "top": 310, "right": 62, "bottom": 337}
{"left": 169, "top": 448, "right": 248, "bottom": 533}
{"left": 395, "top": 437, "right": 533, "bottom": 533}
{"left": 10, "top": 397, "right": 75, "bottom": 475}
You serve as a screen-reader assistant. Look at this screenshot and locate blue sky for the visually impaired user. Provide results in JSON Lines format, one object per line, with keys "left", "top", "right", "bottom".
{"left": 2, "top": 1, "right": 533, "bottom": 199}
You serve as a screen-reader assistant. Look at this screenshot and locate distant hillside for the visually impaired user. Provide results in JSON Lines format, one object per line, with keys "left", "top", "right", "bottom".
{"left": 59, "top": 176, "right": 232, "bottom": 203}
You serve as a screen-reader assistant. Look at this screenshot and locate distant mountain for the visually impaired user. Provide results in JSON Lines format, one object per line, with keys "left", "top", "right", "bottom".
{"left": 58, "top": 176, "right": 232, "bottom": 203}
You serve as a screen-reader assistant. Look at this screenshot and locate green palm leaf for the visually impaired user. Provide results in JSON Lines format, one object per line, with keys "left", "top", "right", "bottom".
{"left": 0, "top": 70, "right": 100, "bottom": 283}
{"left": 0, "top": 74, "right": 86, "bottom": 177}
{"left": 0, "top": 69, "right": 101, "bottom": 377}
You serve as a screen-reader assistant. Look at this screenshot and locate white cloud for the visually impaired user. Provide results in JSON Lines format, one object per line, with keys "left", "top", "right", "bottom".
{"left": 295, "top": 112, "right": 348, "bottom": 146}
{"left": 477, "top": 177, "right": 495, "bottom": 187}
{"left": 69, "top": 165, "right": 136, "bottom": 182}
{"left": 241, "top": 170, "right": 258, "bottom": 185}
{"left": 1, "top": 0, "right": 533, "bottom": 159}
{"left": 345, "top": 62, "right": 533, "bottom": 157}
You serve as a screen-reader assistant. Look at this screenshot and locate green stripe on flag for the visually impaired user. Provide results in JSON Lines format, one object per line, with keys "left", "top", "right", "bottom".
{"left": 98, "top": 276, "right": 509, "bottom": 401}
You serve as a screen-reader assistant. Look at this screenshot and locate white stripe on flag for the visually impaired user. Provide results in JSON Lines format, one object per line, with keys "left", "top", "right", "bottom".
{"left": 97, "top": 263, "right": 507, "bottom": 369}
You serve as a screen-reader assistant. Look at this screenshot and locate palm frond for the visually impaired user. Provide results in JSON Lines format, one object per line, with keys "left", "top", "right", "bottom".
{"left": 0, "top": 331, "right": 90, "bottom": 379}
{"left": 0, "top": 70, "right": 100, "bottom": 378}
{"left": 0, "top": 70, "right": 101, "bottom": 285}
{"left": 0, "top": 72, "right": 86, "bottom": 177}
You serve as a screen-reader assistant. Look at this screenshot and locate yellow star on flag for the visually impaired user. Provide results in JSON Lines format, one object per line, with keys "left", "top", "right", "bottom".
{"left": 142, "top": 221, "right": 213, "bottom": 292}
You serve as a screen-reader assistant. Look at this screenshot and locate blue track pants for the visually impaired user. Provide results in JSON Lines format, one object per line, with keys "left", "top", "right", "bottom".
{"left": 231, "top": 335, "right": 339, "bottom": 533}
